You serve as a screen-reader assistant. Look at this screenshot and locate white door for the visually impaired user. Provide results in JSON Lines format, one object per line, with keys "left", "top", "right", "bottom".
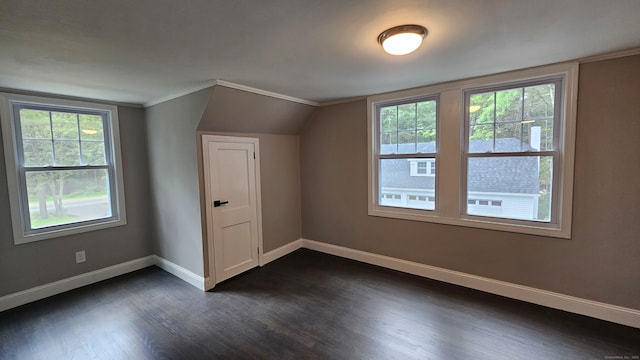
{"left": 203, "top": 135, "right": 262, "bottom": 284}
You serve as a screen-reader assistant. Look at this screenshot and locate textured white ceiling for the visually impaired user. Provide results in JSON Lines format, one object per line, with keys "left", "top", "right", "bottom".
{"left": 1, "top": 0, "right": 639, "bottom": 105}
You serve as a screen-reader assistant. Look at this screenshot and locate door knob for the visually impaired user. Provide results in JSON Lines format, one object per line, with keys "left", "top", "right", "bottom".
{"left": 214, "top": 200, "right": 229, "bottom": 207}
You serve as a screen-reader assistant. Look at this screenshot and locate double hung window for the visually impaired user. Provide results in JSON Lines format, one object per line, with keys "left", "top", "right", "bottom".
{"left": 375, "top": 97, "right": 438, "bottom": 211}
{"left": 1, "top": 94, "right": 126, "bottom": 244}
{"left": 464, "top": 79, "right": 561, "bottom": 222}
{"left": 368, "top": 63, "right": 578, "bottom": 238}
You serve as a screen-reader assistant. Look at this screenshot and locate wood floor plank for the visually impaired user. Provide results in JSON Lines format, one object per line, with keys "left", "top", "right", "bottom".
{"left": 1, "top": 249, "right": 638, "bottom": 359}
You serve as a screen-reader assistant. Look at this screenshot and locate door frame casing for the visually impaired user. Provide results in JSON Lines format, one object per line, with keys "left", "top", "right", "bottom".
{"left": 201, "top": 134, "right": 264, "bottom": 289}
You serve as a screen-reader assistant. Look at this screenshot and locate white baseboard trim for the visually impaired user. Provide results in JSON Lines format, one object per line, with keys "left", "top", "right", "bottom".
{"left": 152, "top": 255, "right": 206, "bottom": 291}
{"left": 4, "top": 241, "right": 638, "bottom": 329}
{"left": 301, "top": 239, "right": 640, "bottom": 329}
{"left": 261, "top": 239, "right": 304, "bottom": 265}
{"left": 0, "top": 256, "right": 155, "bottom": 312}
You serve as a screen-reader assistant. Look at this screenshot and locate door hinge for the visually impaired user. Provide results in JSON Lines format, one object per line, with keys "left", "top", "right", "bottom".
{"left": 253, "top": 152, "right": 255, "bottom": 159}
{"left": 257, "top": 247, "right": 260, "bottom": 254}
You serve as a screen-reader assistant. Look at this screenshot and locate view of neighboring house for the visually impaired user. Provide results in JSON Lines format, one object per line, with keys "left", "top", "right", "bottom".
{"left": 380, "top": 138, "right": 541, "bottom": 220}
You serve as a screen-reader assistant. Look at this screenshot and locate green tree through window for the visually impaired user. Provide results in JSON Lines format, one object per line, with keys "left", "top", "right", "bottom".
{"left": 1, "top": 93, "right": 126, "bottom": 244}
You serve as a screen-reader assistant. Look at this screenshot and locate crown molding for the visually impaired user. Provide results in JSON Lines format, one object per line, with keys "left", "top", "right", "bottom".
{"left": 144, "top": 79, "right": 320, "bottom": 108}
{"left": 319, "top": 96, "right": 368, "bottom": 107}
{"left": 213, "top": 80, "right": 319, "bottom": 106}
{"left": 579, "top": 47, "right": 640, "bottom": 64}
{"left": 0, "top": 87, "right": 144, "bottom": 108}
{"left": 143, "top": 80, "right": 217, "bottom": 108}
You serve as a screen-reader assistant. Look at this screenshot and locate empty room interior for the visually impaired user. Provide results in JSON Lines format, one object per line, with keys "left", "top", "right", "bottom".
{"left": 1, "top": 1, "right": 639, "bottom": 359}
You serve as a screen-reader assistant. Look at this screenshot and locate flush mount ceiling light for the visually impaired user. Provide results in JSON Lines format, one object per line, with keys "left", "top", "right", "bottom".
{"left": 377, "top": 24, "right": 428, "bottom": 56}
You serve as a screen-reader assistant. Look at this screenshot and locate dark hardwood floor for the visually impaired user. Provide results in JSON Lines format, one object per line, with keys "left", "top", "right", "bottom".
{"left": 1, "top": 249, "right": 639, "bottom": 359}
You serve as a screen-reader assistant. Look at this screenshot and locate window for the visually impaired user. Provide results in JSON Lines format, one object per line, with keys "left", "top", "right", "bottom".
{"left": 1, "top": 93, "right": 126, "bottom": 244}
{"left": 464, "top": 80, "right": 560, "bottom": 222}
{"left": 368, "top": 62, "right": 578, "bottom": 238}
{"left": 374, "top": 97, "right": 438, "bottom": 211}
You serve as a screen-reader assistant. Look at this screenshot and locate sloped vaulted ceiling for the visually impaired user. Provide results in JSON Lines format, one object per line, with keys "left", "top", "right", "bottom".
{"left": 198, "top": 85, "right": 316, "bottom": 135}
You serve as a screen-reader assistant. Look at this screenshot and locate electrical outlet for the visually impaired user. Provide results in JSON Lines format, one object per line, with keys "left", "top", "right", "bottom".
{"left": 75, "top": 250, "right": 86, "bottom": 264}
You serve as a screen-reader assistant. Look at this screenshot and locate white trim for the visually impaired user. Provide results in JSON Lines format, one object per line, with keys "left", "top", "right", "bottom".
{"left": 152, "top": 255, "right": 206, "bottom": 291}
{"left": 301, "top": 239, "right": 640, "bottom": 329}
{"left": 4, "top": 241, "right": 637, "bottom": 328}
{"left": 201, "top": 134, "right": 264, "bottom": 285}
{"left": 0, "top": 87, "right": 143, "bottom": 108}
{"left": 0, "top": 255, "right": 210, "bottom": 313}
{"left": 579, "top": 47, "right": 640, "bottom": 64}
{"left": 367, "top": 62, "right": 578, "bottom": 239}
{"left": 214, "top": 80, "right": 320, "bottom": 107}
{"left": 0, "top": 256, "right": 155, "bottom": 312}
{"left": 368, "top": 62, "right": 578, "bottom": 104}
{"left": 253, "top": 139, "right": 265, "bottom": 268}
{"left": 143, "top": 79, "right": 321, "bottom": 108}
{"left": 0, "top": 93, "right": 128, "bottom": 244}
{"left": 261, "top": 239, "right": 304, "bottom": 265}
{"left": 143, "top": 80, "right": 217, "bottom": 108}
{"left": 319, "top": 96, "right": 367, "bottom": 107}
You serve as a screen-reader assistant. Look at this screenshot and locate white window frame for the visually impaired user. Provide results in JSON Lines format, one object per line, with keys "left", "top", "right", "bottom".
{"left": 373, "top": 95, "right": 440, "bottom": 213}
{"left": 462, "top": 77, "right": 561, "bottom": 224}
{"left": 0, "top": 93, "right": 127, "bottom": 244}
{"left": 367, "top": 62, "right": 578, "bottom": 238}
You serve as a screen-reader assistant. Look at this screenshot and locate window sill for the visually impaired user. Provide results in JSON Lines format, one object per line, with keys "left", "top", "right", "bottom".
{"left": 14, "top": 217, "right": 128, "bottom": 245}
{"left": 368, "top": 206, "right": 570, "bottom": 239}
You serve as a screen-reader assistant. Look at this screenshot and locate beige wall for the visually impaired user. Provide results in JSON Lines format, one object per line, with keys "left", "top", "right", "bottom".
{"left": 196, "top": 86, "right": 306, "bottom": 275}
{"left": 251, "top": 133, "right": 302, "bottom": 251}
{"left": 299, "top": 55, "right": 640, "bottom": 310}
{"left": 200, "top": 86, "right": 315, "bottom": 134}
{"left": 198, "top": 86, "right": 309, "bottom": 254}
